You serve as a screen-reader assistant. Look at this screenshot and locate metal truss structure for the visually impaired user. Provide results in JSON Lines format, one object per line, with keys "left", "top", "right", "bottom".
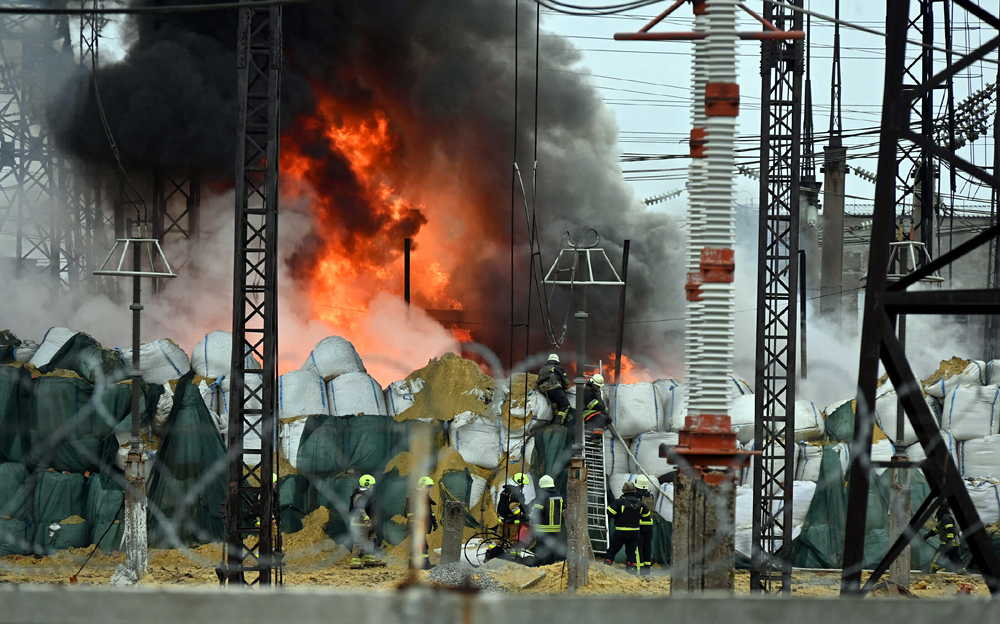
{"left": 218, "top": 0, "right": 283, "bottom": 587}
{"left": 751, "top": 0, "right": 802, "bottom": 595}
{"left": 840, "top": 0, "right": 1000, "bottom": 596}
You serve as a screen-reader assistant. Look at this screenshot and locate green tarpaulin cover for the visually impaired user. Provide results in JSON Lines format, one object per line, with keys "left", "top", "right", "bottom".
{"left": 32, "top": 470, "right": 85, "bottom": 554}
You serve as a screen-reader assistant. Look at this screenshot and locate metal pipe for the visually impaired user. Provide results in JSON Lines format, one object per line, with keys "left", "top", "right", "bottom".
{"left": 125, "top": 237, "right": 147, "bottom": 579}
{"left": 613, "top": 240, "right": 630, "bottom": 384}
{"left": 799, "top": 249, "right": 807, "bottom": 379}
{"left": 404, "top": 238, "right": 411, "bottom": 306}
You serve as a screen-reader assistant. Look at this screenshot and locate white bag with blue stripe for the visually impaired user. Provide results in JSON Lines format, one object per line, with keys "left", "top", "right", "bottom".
{"left": 608, "top": 382, "right": 665, "bottom": 438}
{"left": 960, "top": 434, "right": 1000, "bottom": 479}
{"left": 940, "top": 384, "right": 1000, "bottom": 441}
{"left": 384, "top": 378, "right": 423, "bottom": 418}
{"left": 29, "top": 327, "right": 78, "bottom": 368}
{"left": 278, "top": 370, "right": 329, "bottom": 420}
{"left": 629, "top": 431, "right": 679, "bottom": 478}
{"left": 326, "top": 371, "right": 387, "bottom": 416}
{"left": 118, "top": 338, "right": 191, "bottom": 385}
{"left": 905, "top": 431, "right": 959, "bottom": 469}
{"left": 964, "top": 478, "right": 1000, "bottom": 525}
{"left": 653, "top": 379, "right": 683, "bottom": 432}
{"left": 191, "top": 330, "right": 261, "bottom": 379}
{"left": 301, "top": 335, "right": 366, "bottom": 381}
{"left": 925, "top": 360, "right": 988, "bottom": 398}
{"left": 603, "top": 430, "right": 631, "bottom": 476}
{"left": 452, "top": 411, "right": 502, "bottom": 469}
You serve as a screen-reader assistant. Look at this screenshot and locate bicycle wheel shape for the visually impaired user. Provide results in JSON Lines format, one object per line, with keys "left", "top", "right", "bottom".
{"left": 464, "top": 529, "right": 506, "bottom": 567}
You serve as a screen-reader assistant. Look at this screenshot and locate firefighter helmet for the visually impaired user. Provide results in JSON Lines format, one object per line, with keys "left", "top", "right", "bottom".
{"left": 591, "top": 373, "right": 605, "bottom": 387}
{"left": 418, "top": 476, "right": 434, "bottom": 489}
{"left": 634, "top": 475, "right": 649, "bottom": 490}
{"left": 548, "top": 353, "right": 560, "bottom": 363}
{"left": 513, "top": 472, "right": 530, "bottom": 486}
{"left": 359, "top": 474, "right": 376, "bottom": 487}
{"left": 539, "top": 475, "right": 555, "bottom": 489}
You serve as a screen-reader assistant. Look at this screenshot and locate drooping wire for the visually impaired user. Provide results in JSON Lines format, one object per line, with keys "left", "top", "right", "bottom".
{"left": 504, "top": 0, "right": 521, "bottom": 487}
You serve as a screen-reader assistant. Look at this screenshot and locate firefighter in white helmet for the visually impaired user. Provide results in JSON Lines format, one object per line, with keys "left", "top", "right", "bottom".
{"left": 583, "top": 373, "right": 610, "bottom": 438}
{"left": 536, "top": 354, "right": 572, "bottom": 424}
{"left": 531, "top": 474, "right": 565, "bottom": 566}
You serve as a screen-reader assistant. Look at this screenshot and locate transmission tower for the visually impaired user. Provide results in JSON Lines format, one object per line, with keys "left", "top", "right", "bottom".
{"left": 218, "top": 0, "right": 283, "bottom": 587}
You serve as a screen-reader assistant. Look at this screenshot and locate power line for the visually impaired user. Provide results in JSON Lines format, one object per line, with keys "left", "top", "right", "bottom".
{"left": 0, "top": 0, "right": 315, "bottom": 15}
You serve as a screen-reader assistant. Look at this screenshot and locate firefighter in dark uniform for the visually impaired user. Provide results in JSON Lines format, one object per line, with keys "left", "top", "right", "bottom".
{"left": 530, "top": 474, "right": 564, "bottom": 566}
{"left": 536, "top": 354, "right": 571, "bottom": 424}
{"left": 633, "top": 475, "right": 655, "bottom": 577}
{"left": 404, "top": 476, "right": 438, "bottom": 570}
{"left": 583, "top": 373, "right": 610, "bottom": 438}
{"left": 348, "top": 474, "right": 384, "bottom": 569}
{"left": 925, "top": 503, "right": 965, "bottom": 573}
{"left": 498, "top": 473, "right": 531, "bottom": 551}
{"left": 603, "top": 481, "right": 649, "bottom": 575}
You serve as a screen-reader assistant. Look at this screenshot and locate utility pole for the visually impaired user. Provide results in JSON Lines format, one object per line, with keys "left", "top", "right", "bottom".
{"left": 543, "top": 231, "right": 624, "bottom": 591}
{"left": 820, "top": 0, "right": 847, "bottom": 332}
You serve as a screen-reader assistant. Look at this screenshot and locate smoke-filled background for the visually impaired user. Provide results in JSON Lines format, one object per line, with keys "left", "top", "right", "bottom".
{"left": 30, "top": 0, "right": 687, "bottom": 384}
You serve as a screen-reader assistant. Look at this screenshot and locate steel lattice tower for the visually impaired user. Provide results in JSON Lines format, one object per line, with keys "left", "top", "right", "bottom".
{"left": 218, "top": 0, "right": 283, "bottom": 587}
{"left": 750, "top": 0, "right": 803, "bottom": 595}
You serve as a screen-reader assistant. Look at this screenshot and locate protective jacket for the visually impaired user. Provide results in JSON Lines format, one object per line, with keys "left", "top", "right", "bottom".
{"left": 607, "top": 492, "right": 648, "bottom": 530}
{"left": 349, "top": 487, "right": 375, "bottom": 526}
{"left": 532, "top": 487, "right": 565, "bottom": 533}
{"left": 537, "top": 362, "right": 569, "bottom": 392}
{"left": 583, "top": 383, "right": 610, "bottom": 428}
{"left": 634, "top": 486, "right": 655, "bottom": 531}
{"left": 498, "top": 484, "right": 527, "bottom": 525}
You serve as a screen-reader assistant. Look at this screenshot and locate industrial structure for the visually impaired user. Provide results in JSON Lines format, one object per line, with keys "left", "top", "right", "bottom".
{"left": 0, "top": 0, "right": 999, "bottom": 598}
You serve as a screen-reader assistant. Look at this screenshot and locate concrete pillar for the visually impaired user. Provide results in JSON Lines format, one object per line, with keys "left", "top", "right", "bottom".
{"left": 670, "top": 470, "right": 736, "bottom": 593}
{"left": 439, "top": 501, "right": 463, "bottom": 565}
{"left": 820, "top": 145, "right": 847, "bottom": 329}
{"left": 566, "top": 458, "right": 591, "bottom": 590}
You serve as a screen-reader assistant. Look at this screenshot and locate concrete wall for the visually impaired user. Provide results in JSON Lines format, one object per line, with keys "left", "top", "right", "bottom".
{"left": 0, "top": 586, "right": 998, "bottom": 624}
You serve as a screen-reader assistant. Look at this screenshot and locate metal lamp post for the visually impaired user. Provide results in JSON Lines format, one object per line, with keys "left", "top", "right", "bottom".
{"left": 542, "top": 230, "right": 625, "bottom": 591}
{"left": 94, "top": 228, "right": 176, "bottom": 579}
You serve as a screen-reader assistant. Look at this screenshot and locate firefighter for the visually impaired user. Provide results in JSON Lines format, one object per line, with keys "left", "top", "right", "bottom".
{"left": 348, "top": 474, "right": 384, "bottom": 569}
{"left": 531, "top": 474, "right": 564, "bottom": 566}
{"left": 925, "top": 503, "right": 966, "bottom": 573}
{"left": 604, "top": 481, "right": 648, "bottom": 575}
{"left": 583, "top": 373, "right": 610, "bottom": 438}
{"left": 536, "top": 354, "right": 572, "bottom": 424}
{"left": 498, "top": 473, "right": 531, "bottom": 551}
{"left": 633, "top": 474, "right": 655, "bottom": 577}
{"left": 404, "top": 476, "right": 438, "bottom": 570}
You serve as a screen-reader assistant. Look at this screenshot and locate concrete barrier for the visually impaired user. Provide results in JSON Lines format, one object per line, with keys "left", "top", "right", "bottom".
{"left": 0, "top": 585, "right": 997, "bottom": 624}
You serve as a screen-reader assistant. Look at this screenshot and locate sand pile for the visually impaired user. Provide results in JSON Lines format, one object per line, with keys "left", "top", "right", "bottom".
{"left": 924, "top": 356, "right": 972, "bottom": 386}
{"left": 397, "top": 354, "right": 495, "bottom": 422}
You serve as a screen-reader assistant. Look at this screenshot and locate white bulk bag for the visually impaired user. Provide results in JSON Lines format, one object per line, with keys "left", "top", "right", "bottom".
{"left": 730, "top": 394, "right": 756, "bottom": 445}
{"left": 925, "top": 360, "right": 988, "bottom": 398}
{"left": 740, "top": 441, "right": 796, "bottom": 491}
{"left": 29, "top": 327, "right": 78, "bottom": 368}
{"left": 609, "top": 382, "right": 663, "bottom": 438}
{"left": 960, "top": 434, "right": 1000, "bottom": 479}
{"left": 654, "top": 484, "right": 674, "bottom": 522}
{"left": 527, "top": 388, "right": 553, "bottom": 423}
{"left": 964, "top": 479, "right": 1000, "bottom": 525}
{"left": 874, "top": 391, "right": 939, "bottom": 446}
{"left": 500, "top": 423, "right": 535, "bottom": 464}
{"left": 278, "top": 370, "right": 329, "bottom": 420}
{"left": 905, "top": 432, "right": 959, "bottom": 469}
{"left": 451, "top": 412, "right": 501, "bottom": 469}
{"left": 653, "top": 379, "right": 681, "bottom": 432}
{"left": 735, "top": 485, "right": 755, "bottom": 529}
{"left": 153, "top": 384, "right": 174, "bottom": 429}
{"left": 728, "top": 376, "right": 753, "bottom": 399}
{"left": 118, "top": 339, "right": 191, "bottom": 385}
{"left": 469, "top": 474, "right": 488, "bottom": 508}
{"left": 384, "top": 378, "right": 423, "bottom": 417}
{"left": 327, "top": 371, "right": 387, "bottom": 416}
{"left": 629, "top": 432, "right": 679, "bottom": 477}
{"left": 214, "top": 374, "right": 262, "bottom": 458}
{"left": 301, "top": 336, "right": 366, "bottom": 380}
{"left": 191, "top": 331, "right": 261, "bottom": 379}
{"left": 795, "top": 442, "right": 824, "bottom": 482}
{"left": 788, "top": 481, "right": 816, "bottom": 527}
{"left": 13, "top": 340, "right": 37, "bottom": 363}
{"left": 794, "top": 400, "right": 825, "bottom": 441}
{"left": 941, "top": 385, "right": 1000, "bottom": 441}
{"left": 871, "top": 439, "right": 895, "bottom": 475}
{"left": 603, "top": 431, "right": 632, "bottom": 476}
{"left": 280, "top": 418, "right": 308, "bottom": 470}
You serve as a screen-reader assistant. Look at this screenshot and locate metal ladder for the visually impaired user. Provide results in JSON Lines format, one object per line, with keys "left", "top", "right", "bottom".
{"left": 584, "top": 433, "right": 610, "bottom": 556}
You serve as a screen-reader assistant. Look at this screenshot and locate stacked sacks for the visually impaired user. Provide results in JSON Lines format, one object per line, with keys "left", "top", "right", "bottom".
{"left": 278, "top": 370, "right": 329, "bottom": 470}
{"left": 629, "top": 432, "right": 679, "bottom": 479}
{"left": 191, "top": 331, "right": 261, "bottom": 379}
{"left": 450, "top": 412, "right": 501, "bottom": 469}
{"left": 0, "top": 462, "right": 32, "bottom": 555}
{"left": 328, "top": 371, "right": 386, "bottom": 416}
{"left": 384, "top": 378, "right": 423, "bottom": 418}
{"left": 29, "top": 327, "right": 79, "bottom": 369}
{"left": 940, "top": 384, "right": 999, "bottom": 440}
{"left": 33, "top": 471, "right": 87, "bottom": 554}
{"left": 302, "top": 336, "right": 365, "bottom": 380}
{"left": 33, "top": 330, "right": 128, "bottom": 384}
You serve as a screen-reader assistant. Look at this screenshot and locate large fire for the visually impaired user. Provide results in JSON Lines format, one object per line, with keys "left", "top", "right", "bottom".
{"left": 604, "top": 353, "right": 658, "bottom": 384}
{"left": 281, "top": 93, "right": 473, "bottom": 357}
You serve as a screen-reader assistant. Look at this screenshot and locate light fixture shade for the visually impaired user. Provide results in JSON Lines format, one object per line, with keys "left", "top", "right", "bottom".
{"left": 542, "top": 230, "right": 625, "bottom": 287}
{"left": 93, "top": 238, "right": 177, "bottom": 279}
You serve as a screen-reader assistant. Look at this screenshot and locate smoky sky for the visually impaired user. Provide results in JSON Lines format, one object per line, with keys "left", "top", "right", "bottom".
{"left": 49, "top": 0, "right": 686, "bottom": 371}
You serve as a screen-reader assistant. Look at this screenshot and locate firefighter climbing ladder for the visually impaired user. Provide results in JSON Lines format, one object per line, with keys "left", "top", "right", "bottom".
{"left": 584, "top": 434, "right": 609, "bottom": 555}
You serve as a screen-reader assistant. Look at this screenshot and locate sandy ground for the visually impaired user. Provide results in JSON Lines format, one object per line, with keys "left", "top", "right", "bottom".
{"left": 0, "top": 545, "right": 990, "bottom": 597}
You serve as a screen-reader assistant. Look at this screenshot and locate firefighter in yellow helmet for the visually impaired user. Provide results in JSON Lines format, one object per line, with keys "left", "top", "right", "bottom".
{"left": 348, "top": 474, "right": 384, "bottom": 569}
{"left": 924, "top": 503, "right": 966, "bottom": 573}
{"left": 498, "top": 473, "right": 531, "bottom": 551}
{"left": 405, "top": 476, "right": 438, "bottom": 569}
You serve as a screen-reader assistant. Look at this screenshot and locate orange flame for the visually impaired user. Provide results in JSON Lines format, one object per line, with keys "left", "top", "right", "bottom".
{"left": 604, "top": 353, "right": 657, "bottom": 384}
{"left": 281, "top": 94, "right": 469, "bottom": 358}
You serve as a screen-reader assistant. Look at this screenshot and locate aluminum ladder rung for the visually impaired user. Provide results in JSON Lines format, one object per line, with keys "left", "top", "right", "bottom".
{"left": 582, "top": 435, "right": 610, "bottom": 556}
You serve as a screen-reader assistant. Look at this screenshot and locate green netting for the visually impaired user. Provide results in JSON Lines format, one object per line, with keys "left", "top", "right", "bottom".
{"left": 0, "top": 331, "right": 18, "bottom": 364}
{"left": 29, "top": 377, "right": 151, "bottom": 473}
{"left": 348, "top": 415, "right": 401, "bottom": 475}
{"left": 0, "top": 365, "right": 33, "bottom": 463}
{"left": 278, "top": 474, "right": 315, "bottom": 534}
{"left": 147, "top": 371, "right": 226, "bottom": 548}
{"left": 32, "top": 471, "right": 85, "bottom": 553}
{"left": 47, "top": 521, "right": 88, "bottom": 551}
{"left": 297, "top": 416, "right": 350, "bottom": 478}
{"left": 0, "top": 517, "right": 31, "bottom": 556}
{"left": 37, "top": 333, "right": 128, "bottom": 384}
{"left": 0, "top": 462, "right": 32, "bottom": 519}
{"left": 374, "top": 467, "right": 410, "bottom": 546}
{"left": 792, "top": 445, "right": 938, "bottom": 569}
{"left": 825, "top": 401, "right": 855, "bottom": 442}
{"left": 529, "top": 424, "right": 574, "bottom": 496}
{"left": 85, "top": 473, "right": 124, "bottom": 551}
